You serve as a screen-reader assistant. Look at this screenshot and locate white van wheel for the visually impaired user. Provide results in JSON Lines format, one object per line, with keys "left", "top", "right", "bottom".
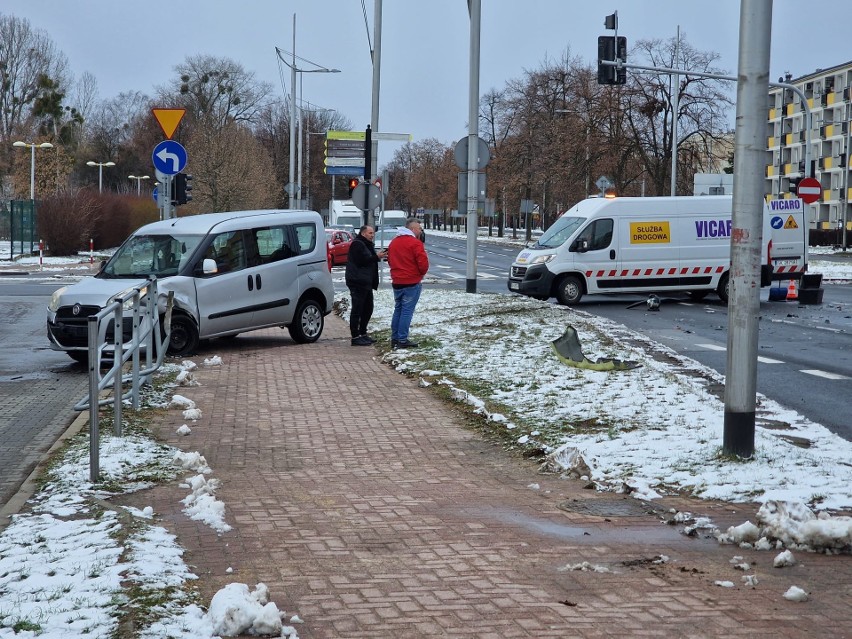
{"left": 289, "top": 299, "right": 324, "bottom": 343}
{"left": 555, "top": 275, "right": 583, "bottom": 306}
{"left": 716, "top": 273, "right": 730, "bottom": 303}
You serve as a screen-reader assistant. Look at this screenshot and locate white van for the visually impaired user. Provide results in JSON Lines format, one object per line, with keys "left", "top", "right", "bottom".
{"left": 48, "top": 209, "right": 334, "bottom": 361}
{"left": 507, "top": 195, "right": 805, "bottom": 305}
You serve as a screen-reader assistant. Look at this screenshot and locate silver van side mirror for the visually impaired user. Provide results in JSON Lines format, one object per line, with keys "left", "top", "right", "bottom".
{"left": 202, "top": 258, "right": 218, "bottom": 274}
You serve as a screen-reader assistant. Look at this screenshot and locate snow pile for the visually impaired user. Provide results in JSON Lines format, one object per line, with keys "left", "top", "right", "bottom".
{"left": 203, "top": 355, "right": 223, "bottom": 366}
{"left": 774, "top": 550, "right": 796, "bottom": 567}
{"left": 207, "top": 583, "right": 285, "bottom": 636}
{"left": 170, "top": 394, "right": 196, "bottom": 410}
{"left": 783, "top": 586, "right": 809, "bottom": 602}
{"left": 176, "top": 424, "right": 192, "bottom": 436}
{"left": 183, "top": 407, "right": 203, "bottom": 421}
{"left": 180, "top": 474, "right": 232, "bottom": 534}
{"left": 718, "top": 500, "right": 851, "bottom": 553}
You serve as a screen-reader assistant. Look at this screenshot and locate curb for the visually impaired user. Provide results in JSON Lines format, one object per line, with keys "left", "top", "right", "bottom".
{"left": 0, "top": 410, "right": 89, "bottom": 532}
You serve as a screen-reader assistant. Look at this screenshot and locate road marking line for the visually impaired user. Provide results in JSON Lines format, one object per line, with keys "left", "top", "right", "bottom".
{"left": 800, "top": 369, "right": 850, "bottom": 380}
{"left": 697, "top": 344, "right": 783, "bottom": 364}
{"left": 696, "top": 343, "right": 726, "bottom": 352}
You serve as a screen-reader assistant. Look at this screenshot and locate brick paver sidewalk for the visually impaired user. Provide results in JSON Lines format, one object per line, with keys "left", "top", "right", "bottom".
{"left": 121, "top": 315, "right": 850, "bottom": 638}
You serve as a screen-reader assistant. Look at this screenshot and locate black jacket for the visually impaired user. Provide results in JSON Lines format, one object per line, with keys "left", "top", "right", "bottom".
{"left": 345, "top": 233, "right": 380, "bottom": 290}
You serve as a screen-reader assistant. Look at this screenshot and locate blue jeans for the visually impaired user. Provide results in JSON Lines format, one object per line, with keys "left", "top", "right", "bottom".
{"left": 391, "top": 283, "right": 422, "bottom": 342}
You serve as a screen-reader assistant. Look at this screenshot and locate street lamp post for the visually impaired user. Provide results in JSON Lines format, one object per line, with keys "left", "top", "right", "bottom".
{"left": 87, "top": 161, "right": 116, "bottom": 193}
{"left": 128, "top": 174, "right": 150, "bottom": 196}
{"left": 276, "top": 16, "right": 339, "bottom": 208}
{"left": 12, "top": 141, "right": 54, "bottom": 200}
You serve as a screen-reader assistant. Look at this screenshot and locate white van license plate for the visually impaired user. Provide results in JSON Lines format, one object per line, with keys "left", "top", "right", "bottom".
{"left": 509, "top": 282, "right": 519, "bottom": 290}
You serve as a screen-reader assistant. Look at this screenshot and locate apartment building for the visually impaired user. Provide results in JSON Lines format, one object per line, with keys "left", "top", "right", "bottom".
{"left": 766, "top": 61, "right": 852, "bottom": 231}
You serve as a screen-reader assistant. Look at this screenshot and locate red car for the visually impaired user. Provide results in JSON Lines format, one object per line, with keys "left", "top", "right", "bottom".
{"left": 326, "top": 229, "right": 353, "bottom": 267}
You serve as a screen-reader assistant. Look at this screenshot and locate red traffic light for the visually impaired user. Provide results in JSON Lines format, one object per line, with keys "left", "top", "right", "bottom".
{"left": 348, "top": 178, "right": 359, "bottom": 197}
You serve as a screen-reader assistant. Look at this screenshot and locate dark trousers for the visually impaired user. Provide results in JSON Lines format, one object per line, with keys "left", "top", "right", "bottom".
{"left": 348, "top": 285, "right": 374, "bottom": 337}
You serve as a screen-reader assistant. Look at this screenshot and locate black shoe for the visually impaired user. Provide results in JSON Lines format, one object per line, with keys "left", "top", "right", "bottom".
{"left": 396, "top": 339, "right": 419, "bottom": 349}
{"left": 360, "top": 334, "right": 375, "bottom": 344}
{"left": 351, "top": 336, "right": 371, "bottom": 346}
{"left": 391, "top": 340, "right": 399, "bottom": 349}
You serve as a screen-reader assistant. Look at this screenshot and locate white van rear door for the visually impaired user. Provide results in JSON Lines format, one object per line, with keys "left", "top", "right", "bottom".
{"left": 765, "top": 198, "right": 807, "bottom": 277}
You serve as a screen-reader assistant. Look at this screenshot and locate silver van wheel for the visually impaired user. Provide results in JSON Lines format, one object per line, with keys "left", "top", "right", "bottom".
{"left": 288, "top": 299, "right": 324, "bottom": 343}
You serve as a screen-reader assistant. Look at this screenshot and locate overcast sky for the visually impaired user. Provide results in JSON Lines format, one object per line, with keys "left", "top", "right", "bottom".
{"left": 5, "top": 1, "right": 851, "bottom": 166}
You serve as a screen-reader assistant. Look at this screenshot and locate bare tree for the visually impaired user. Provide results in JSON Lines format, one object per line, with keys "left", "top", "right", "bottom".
{"left": 0, "top": 13, "right": 69, "bottom": 140}
{"left": 187, "top": 120, "right": 277, "bottom": 213}
{"left": 621, "top": 35, "right": 734, "bottom": 195}
{"left": 161, "top": 54, "right": 273, "bottom": 130}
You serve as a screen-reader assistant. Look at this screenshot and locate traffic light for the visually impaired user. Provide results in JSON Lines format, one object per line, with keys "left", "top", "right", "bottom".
{"left": 347, "top": 177, "right": 359, "bottom": 198}
{"left": 174, "top": 173, "right": 193, "bottom": 206}
{"left": 597, "top": 35, "right": 627, "bottom": 85}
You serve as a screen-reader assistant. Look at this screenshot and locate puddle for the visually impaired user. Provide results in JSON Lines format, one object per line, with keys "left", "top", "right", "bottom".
{"left": 460, "top": 505, "right": 698, "bottom": 546}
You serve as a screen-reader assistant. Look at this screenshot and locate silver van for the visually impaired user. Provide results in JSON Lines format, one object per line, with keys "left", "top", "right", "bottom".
{"left": 48, "top": 209, "right": 334, "bottom": 362}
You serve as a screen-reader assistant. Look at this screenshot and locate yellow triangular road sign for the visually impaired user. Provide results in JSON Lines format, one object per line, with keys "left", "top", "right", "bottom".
{"left": 152, "top": 108, "right": 186, "bottom": 139}
{"left": 783, "top": 215, "right": 799, "bottom": 229}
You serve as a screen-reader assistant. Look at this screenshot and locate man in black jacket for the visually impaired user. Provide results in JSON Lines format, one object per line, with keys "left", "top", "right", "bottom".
{"left": 345, "top": 225, "right": 387, "bottom": 346}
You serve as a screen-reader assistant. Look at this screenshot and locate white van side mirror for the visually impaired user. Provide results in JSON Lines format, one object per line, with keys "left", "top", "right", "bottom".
{"left": 570, "top": 239, "right": 589, "bottom": 253}
{"left": 202, "top": 258, "right": 218, "bottom": 274}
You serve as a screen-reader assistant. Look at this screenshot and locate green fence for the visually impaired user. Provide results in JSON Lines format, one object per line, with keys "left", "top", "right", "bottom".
{"left": 1, "top": 200, "right": 38, "bottom": 260}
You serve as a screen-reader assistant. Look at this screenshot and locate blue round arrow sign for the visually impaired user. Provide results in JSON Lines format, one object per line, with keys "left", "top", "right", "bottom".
{"left": 152, "top": 140, "right": 187, "bottom": 176}
{"left": 152, "top": 186, "right": 158, "bottom": 202}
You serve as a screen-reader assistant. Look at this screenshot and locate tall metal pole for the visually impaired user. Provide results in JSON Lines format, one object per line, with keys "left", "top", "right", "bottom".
{"left": 670, "top": 26, "right": 680, "bottom": 196}
{"left": 723, "top": 0, "right": 773, "bottom": 458}
{"left": 844, "top": 115, "right": 851, "bottom": 249}
{"left": 29, "top": 145, "right": 36, "bottom": 201}
{"left": 368, "top": 0, "right": 383, "bottom": 227}
{"left": 98, "top": 165, "right": 104, "bottom": 194}
{"left": 297, "top": 98, "right": 304, "bottom": 206}
{"left": 466, "top": 0, "right": 481, "bottom": 294}
{"left": 289, "top": 14, "right": 297, "bottom": 208}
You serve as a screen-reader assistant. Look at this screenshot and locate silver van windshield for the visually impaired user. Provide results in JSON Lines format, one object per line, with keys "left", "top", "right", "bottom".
{"left": 103, "top": 234, "right": 205, "bottom": 278}
{"left": 534, "top": 216, "right": 585, "bottom": 249}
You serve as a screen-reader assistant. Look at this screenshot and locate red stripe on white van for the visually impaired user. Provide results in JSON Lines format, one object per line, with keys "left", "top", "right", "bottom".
{"left": 620, "top": 270, "right": 628, "bottom": 276}
{"left": 669, "top": 268, "right": 676, "bottom": 275}
{"left": 717, "top": 266, "right": 724, "bottom": 273}
{"left": 609, "top": 270, "right": 617, "bottom": 277}
{"left": 645, "top": 269, "right": 652, "bottom": 275}
{"left": 704, "top": 267, "right": 712, "bottom": 274}
{"left": 596, "top": 270, "right": 604, "bottom": 277}
{"left": 633, "top": 269, "right": 640, "bottom": 276}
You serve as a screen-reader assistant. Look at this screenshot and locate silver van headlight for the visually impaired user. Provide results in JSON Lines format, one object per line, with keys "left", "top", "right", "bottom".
{"left": 48, "top": 287, "right": 68, "bottom": 312}
{"left": 110, "top": 285, "right": 148, "bottom": 310}
{"left": 529, "top": 254, "right": 555, "bottom": 265}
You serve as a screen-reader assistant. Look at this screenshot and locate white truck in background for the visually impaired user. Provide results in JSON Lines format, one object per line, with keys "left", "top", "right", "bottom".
{"left": 328, "top": 200, "right": 362, "bottom": 230}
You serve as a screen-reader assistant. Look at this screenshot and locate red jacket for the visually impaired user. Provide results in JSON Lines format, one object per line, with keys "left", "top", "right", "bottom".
{"left": 388, "top": 232, "right": 429, "bottom": 285}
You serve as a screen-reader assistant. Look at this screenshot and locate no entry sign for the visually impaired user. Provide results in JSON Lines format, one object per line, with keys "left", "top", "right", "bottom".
{"left": 797, "top": 177, "right": 821, "bottom": 204}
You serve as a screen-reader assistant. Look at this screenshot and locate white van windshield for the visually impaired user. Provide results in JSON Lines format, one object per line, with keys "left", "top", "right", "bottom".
{"left": 102, "top": 234, "right": 205, "bottom": 278}
{"left": 533, "top": 216, "right": 585, "bottom": 249}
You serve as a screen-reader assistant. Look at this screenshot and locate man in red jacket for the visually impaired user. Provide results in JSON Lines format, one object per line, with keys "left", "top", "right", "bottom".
{"left": 387, "top": 219, "right": 429, "bottom": 349}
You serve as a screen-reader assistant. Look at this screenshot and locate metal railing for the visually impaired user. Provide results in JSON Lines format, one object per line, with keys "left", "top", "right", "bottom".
{"left": 73, "top": 278, "right": 173, "bottom": 481}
